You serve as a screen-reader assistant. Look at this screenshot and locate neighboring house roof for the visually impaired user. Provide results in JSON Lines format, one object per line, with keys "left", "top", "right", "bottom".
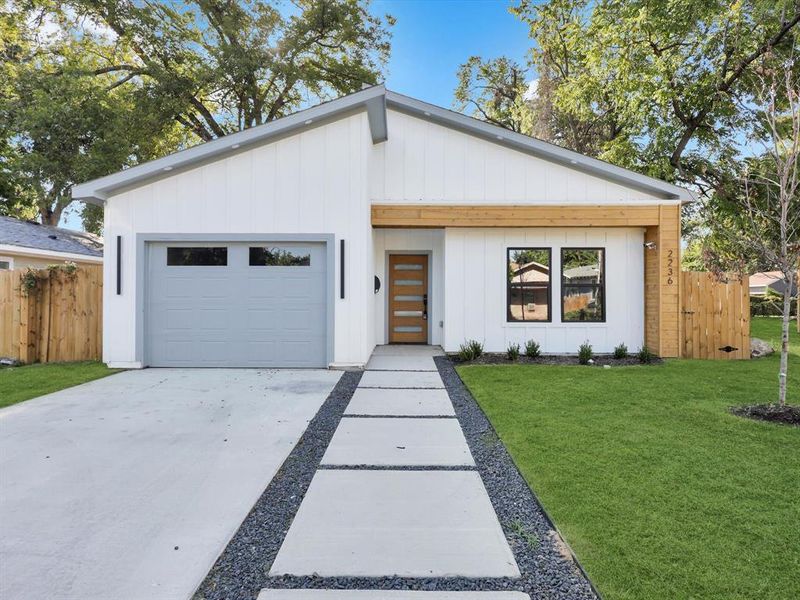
{"left": 72, "top": 85, "right": 695, "bottom": 204}
{"left": 0, "top": 216, "right": 103, "bottom": 259}
{"left": 749, "top": 271, "right": 798, "bottom": 297}
{"left": 563, "top": 264, "right": 601, "bottom": 280}
{"left": 510, "top": 262, "right": 550, "bottom": 285}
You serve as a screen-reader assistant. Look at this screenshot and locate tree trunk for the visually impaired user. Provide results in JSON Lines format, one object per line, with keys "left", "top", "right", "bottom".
{"left": 779, "top": 283, "right": 791, "bottom": 407}
{"left": 40, "top": 207, "right": 61, "bottom": 227}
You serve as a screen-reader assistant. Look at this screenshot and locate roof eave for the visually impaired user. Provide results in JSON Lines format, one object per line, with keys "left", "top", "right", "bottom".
{"left": 72, "top": 85, "right": 388, "bottom": 203}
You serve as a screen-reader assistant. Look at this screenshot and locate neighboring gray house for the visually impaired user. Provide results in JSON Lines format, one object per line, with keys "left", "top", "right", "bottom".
{"left": 0, "top": 216, "right": 103, "bottom": 270}
{"left": 749, "top": 271, "right": 798, "bottom": 297}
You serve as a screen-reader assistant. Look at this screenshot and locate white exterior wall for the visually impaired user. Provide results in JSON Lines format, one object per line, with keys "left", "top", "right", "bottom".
{"left": 443, "top": 228, "right": 645, "bottom": 354}
{"left": 369, "top": 110, "right": 663, "bottom": 204}
{"left": 372, "top": 229, "right": 445, "bottom": 346}
{"left": 100, "top": 103, "right": 667, "bottom": 368}
{"left": 103, "top": 113, "right": 374, "bottom": 368}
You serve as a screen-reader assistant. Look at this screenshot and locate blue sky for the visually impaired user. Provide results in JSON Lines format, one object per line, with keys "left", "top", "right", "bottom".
{"left": 376, "top": 0, "right": 532, "bottom": 107}
{"left": 63, "top": 1, "right": 532, "bottom": 230}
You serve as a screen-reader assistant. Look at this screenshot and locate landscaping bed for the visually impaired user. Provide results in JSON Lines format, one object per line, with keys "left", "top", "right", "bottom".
{"left": 451, "top": 353, "right": 662, "bottom": 367}
{"left": 730, "top": 403, "right": 800, "bottom": 426}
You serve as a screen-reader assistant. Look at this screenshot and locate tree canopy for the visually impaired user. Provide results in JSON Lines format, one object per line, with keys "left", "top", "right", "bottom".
{"left": 456, "top": 0, "right": 799, "bottom": 196}
{"left": 0, "top": 0, "right": 393, "bottom": 231}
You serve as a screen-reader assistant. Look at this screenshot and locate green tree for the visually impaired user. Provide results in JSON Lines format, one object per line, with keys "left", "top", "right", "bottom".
{"left": 0, "top": 8, "right": 187, "bottom": 229}
{"left": 455, "top": 0, "right": 799, "bottom": 197}
{"left": 67, "top": 0, "right": 393, "bottom": 139}
{"left": 703, "top": 59, "right": 799, "bottom": 406}
{"left": 2, "top": 0, "right": 393, "bottom": 231}
{"left": 454, "top": 56, "right": 532, "bottom": 134}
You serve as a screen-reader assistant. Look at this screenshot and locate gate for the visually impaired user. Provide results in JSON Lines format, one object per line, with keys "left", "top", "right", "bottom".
{"left": 681, "top": 272, "right": 750, "bottom": 360}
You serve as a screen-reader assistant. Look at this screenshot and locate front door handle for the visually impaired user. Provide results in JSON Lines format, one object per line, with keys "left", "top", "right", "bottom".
{"left": 423, "top": 293, "right": 428, "bottom": 320}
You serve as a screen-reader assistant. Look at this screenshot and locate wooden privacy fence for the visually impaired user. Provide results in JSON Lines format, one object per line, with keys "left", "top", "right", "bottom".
{"left": 0, "top": 265, "right": 102, "bottom": 363}
{"left": 681, "top": 271, "right": 750, "bottom": 360}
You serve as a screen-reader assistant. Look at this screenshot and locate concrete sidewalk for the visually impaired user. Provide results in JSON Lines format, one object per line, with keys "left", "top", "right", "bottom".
{"left": 264, "top": 346, "right": 526, "bottom": 598}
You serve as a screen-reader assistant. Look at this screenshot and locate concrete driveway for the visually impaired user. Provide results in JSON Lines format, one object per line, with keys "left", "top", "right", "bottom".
{"left": 0, "top": 368, "right": 341, "bottom": 600}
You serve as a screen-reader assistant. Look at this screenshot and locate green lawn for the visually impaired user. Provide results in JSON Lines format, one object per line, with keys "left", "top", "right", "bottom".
{"left": 0, "top": 361, "right": 120, "bottom": 409}
{"left": 458, "top": 317, "right": 800, "bottom": 600}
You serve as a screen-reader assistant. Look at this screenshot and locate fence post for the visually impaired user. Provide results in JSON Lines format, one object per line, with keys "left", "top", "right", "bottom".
{"left": 18, "top": 279, "right": 39, "bottom": 364}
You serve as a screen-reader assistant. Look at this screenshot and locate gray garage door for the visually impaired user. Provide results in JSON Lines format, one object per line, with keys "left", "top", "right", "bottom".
{"left": 145, "top": 241, "right": 328, "bottom": 367}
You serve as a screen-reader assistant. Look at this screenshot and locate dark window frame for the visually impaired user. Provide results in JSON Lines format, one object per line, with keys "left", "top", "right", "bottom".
{"left": 248, "top": 246, "right": 311, "bottom": 267}
{"left": 560, "top": 247, "right": 606, "bottom": 323}
{"left": 166, "top": 246, "right": 228, "bottom": 266}
{"left": 506, "top": 247, "right": 552, "bottom": 323}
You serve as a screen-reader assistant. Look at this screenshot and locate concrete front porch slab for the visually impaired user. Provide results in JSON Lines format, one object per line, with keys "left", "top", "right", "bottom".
{"left": 321, "top": 417, "right": 473, "bottom": 467}
{"left": 359, "top": 370, "right": 444, "bottom": 389}
{"left": 259, "top": 591, "right": 531, "bottom": 600}
{"left": 371, "top": 345, "right": 444, "bottom": 357}
{"left": 366, "top": 355, "right": 438, "bottom": 371}
{"left": 345, "top": 388, "right": 455, "bottom": 417}
{"left": 268, "top": 470, "right": 519, "bottom": 578}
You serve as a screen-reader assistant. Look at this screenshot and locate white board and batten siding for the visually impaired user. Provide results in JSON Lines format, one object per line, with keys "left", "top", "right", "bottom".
{"left": 444, "top": 228, "right": 645, "bottom": 354}
{"left": 103, "top": 112, "right": 375, "bottom": 368}
{"left": 368, "top": 110, "right": 672, "bottom": 205}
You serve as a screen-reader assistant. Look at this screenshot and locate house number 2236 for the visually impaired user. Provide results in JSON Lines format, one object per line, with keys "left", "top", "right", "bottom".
{"left": 666, "top": 249, "right": 675, "bottom": 285}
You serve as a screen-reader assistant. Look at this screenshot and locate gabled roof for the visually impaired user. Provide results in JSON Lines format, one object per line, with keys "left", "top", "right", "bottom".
{"left": 72, "top": 85, "right": 694, "bottom": 204}
{"left": 0, "top": 216, "right": 103, "bottom": 257}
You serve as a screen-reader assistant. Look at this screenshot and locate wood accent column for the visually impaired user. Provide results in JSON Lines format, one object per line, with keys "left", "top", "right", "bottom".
{"left": 644, "top": 204, "right": 681, "bottom": 357}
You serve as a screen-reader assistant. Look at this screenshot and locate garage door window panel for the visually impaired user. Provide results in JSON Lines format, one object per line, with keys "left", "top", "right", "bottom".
{"left": 249, "top": 247, "right": 311, "bottom": 266}
{"left": 167, "top": 247, "right": 228, "bottom": 266}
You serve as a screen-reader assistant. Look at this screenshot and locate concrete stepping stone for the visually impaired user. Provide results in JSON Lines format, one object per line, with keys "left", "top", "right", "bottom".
{"left": 321, "top": 418, "right": 473, "bottom": 467}
{"left": 359, "top": 370, "right": 444, "bottom": 389}
{"left": 366, "top": 355, "right": 438, "bottom": 371}
{"left": 269, "top": 470, "right": 519, "bottom": 578}
{"left": 259, "top": 591, "right": 530, "bottom": 599}
{"left": 345, "top": 388, "right": 455, "bottom": 417}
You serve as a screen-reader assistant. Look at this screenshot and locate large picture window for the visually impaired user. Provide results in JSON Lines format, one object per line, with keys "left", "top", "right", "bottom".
{"left": 507, "top": 248, "right": 551, "bottom": 322}
{"left": 561, "top": 248, "right": 605, "bottom": 322}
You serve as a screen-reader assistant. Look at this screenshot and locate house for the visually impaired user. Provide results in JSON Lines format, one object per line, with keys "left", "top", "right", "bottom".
{"left": 72, "top": 85, "right": 692, "bottom": 369}
{"left": 0, "top": 216, "right": 103, "bottom": 270}
{"left": 749, "top": 271, "right": 798, "bottom": 297}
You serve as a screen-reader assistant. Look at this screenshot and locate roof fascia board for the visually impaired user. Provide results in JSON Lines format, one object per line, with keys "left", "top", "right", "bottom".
{"left": 385, "top": 91, "right": 694, "bottom": 202}
{"left": 72, "top": 85, "right": 388, "bottom": 204}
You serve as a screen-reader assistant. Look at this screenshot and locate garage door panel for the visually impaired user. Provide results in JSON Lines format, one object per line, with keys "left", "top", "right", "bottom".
{"left": 165, "top": 309, "right": 194, "bottom": 330}
{"left": 246, "top": 309, "right": 280, "bottom": 331}
{"left": 197, "top": 308, "right": 231, "bottom": 330}
{"left": 146, "top": 241, "right": 328, "bottom": 367}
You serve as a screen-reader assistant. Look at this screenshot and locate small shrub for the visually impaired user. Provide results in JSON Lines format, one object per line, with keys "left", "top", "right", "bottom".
{"left": 507, "top": 342, "right": 520, "bottom": 361}
{"left": 524, "top": 339, "right": 541, "bottom": 358}
{"left": 578, "top": 342, "right": 593, "bottom": 365}
{"left": 458, "top": 339, "right": 484, "bottom": 361}
{"left": 613, "top": 343, "right": 628, "bottom": 359}
{"left": 637, "top": 345, "right": 655, "bottom": 364}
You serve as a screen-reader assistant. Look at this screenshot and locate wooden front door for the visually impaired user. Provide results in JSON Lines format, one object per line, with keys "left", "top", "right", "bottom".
{"left": 388, "top": 254, "right": 429, "bottom": 343}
